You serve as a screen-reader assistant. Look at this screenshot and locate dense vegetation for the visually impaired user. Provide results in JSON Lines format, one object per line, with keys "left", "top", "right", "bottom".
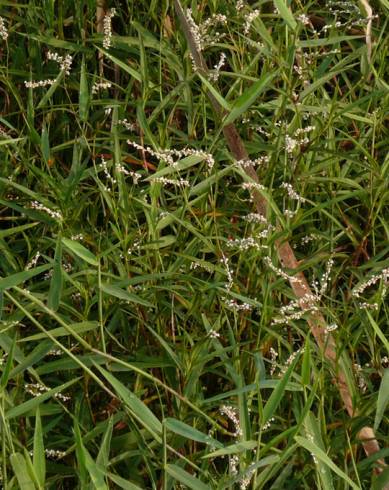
{"left": 0, "top": 0, "right": 388, "bottom": 488}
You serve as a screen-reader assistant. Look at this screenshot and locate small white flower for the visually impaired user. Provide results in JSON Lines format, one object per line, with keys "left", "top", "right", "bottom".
{"left": 92, "top": 81, "right": 112, "bottom": 94}
{"left": 103, "top": 8, "right": 116, "bottom": 49}
{"left": 25, "top": 79, "right": 56, "bottom": 89}
{"left": 0, "top": 16, "right": 8, "bottom": 40}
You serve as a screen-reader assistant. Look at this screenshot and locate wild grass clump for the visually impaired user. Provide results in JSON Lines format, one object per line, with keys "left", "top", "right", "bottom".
{"left": 0, "top": 1, "right": 388, "bottom": 488}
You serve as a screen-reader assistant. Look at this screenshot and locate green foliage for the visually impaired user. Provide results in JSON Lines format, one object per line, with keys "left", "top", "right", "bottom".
{"left": 0, "top": 0, "right": 388, "bottom": 488}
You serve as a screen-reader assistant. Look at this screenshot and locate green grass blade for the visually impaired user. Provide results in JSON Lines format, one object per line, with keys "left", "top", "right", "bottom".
{"left": 165, "top": 464, "right": 209, "bottom": 490}
{"left": 47, "top": 236, "right": 63, "bottom": 311}
{"left": 223, "top": 72, "right": 276, "bottom": 126}
{"left": 10, "top": 453, "right": 36, "bottom": 490}
{"left": 95, "top": 365, "right": 162, "bottom": 440}
{"left": 62, "top": 237, "right": 98, "bottom": 266}
{"left": 295, "top": 436, "right": 359, "bottom": 490}
{"left": 33, "top": 407, "right": 46, "bottom": 488}
{"left": 0, "top": 264, "right": 52, "bottom": 291}
{"left": 273, "top": 0, "right": 297, "bottom": 29}
{"left": 6, "top": 378, "right": 80, "bottom": 419}
{"left": 165, "top": 418, "right": 223, "bottom": 448}
{"left": 262, "top": 350, "right": 301, "bottom": 425}
{"left": 75, "top": 422, "right": 108, "bottom": 490}
{"left": 374, "top": 369, "right": 389, "bottom": 431}
{"left": 100, "top": 283, "right": 153, "bottom": 307}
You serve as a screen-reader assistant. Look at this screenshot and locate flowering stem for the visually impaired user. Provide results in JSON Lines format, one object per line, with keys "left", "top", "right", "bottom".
{"left": 173, "top": 0, "right": 386, "bottom": 473}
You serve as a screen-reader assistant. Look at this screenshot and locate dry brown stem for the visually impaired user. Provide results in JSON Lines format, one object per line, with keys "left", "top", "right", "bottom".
{"left": 173, "top": 0, "right": 386, "bottom": 479}
{"left": 360, "top": 0, "right": 373, "bottom": 62}
{"left": 96, "top": 0, "right": 105, "bottom": 76}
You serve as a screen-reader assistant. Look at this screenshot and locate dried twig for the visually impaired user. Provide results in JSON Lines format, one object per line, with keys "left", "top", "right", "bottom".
{"left": 173, "top": 0, "right": 386, "bottom": 478}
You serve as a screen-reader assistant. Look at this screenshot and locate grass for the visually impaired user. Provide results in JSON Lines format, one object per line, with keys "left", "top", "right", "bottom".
{"left": 0, "top": 0, "right": 388, "bottom": 488}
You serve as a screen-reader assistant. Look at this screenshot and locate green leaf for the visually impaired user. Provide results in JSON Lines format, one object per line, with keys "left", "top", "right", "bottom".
{"left": 10, "top": 453, "right": 36, "bottom": 490}
{"left": 197, "top": 73, "right": 231, "bottom": 112}
{"left": 107, "top": 473, "right": 143, "bottom": 490}
{"left": 262, "top": 349, "right": 301, "bottom": 424}
{"left": 0, "top": 334, "right": 16, "bottom": 388}
{"left": 365, "top": 311, "right": 389, "bottom": 353}
{"left": 0, "top": 222, "right": 39, "bottom": 239}
{"left": 165, "top": 418, "right": 223, "bottom": 448}
{"left": 304, "top": 412, "right": 334, "bottom": 490}
{"left": 19, "top": 321, "right": 99, "bottom": 342}
{"left": 62, "top": 237, "right": 98, "bottom": 266}
{"left": 33, "top": 407, "right": 46, "bottom": 488}
{"left": 372, "top": 465, "right": 389, "bottom": 490}
{"left": 95, "top": 365, "right": 162, "bottom": 440}
{"left": 165, "top": 464, "right": 209, "bottom": 490}
{"left": 37, "top": 71, "right": 65, "bottom": 109}
{"left": 203, "top": 441, "right": 257, "bottom": 458}
{"left": 79, "top": 56, "right": 89, "bottom": 122}
{"left": 274, "top": 0, "right": 297, "bottom": 30}
{"left": 295, "top": 436, "right": 359, "bottom": 490}
{"left": 6, "top": 378, "right": 80, "bottom": 419}
{"left": 96, "top": 47, "right": 142, "bottom": 82}
{"left": 100, "top": 283, "right": 153, "bottom": 308}
{"left": 41, "top": 125, "right": 50, "bottom": 164}
{"left": 374, "top": 369, "right": 389, "bottom": 431}
{"left": 97, "top": 417, "right": 113, "bottom": 469}
{"left": 48, "top": 237, "right": 63, "bottom": 311}
{"left": 75, "top": 422, "right": 108, "bottom": 490}
{"left": 301, "top": 337, "right": 311, "bottom": 386}
{"left": 0, "top": 263, "right": 52, "bottom": 291}
{"left": 223, "top": 71, "right": 276, "bottom": 126}
{"left": 145, "top": 154, "right": 206, "bottom": 181}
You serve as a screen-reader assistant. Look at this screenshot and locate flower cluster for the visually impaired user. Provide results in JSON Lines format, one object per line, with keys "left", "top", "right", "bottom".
{"left": 236, "top": 0, "right": 245, "bottom": 11}
{"left": 281, "top": 182, "right": 306, "bottom": 203}
{"left": 285, "top": 126, "right": 315, "bottom": 153}
{"left": 190, "top": 261, "right": 213, "bottom": 272}
{"left": 47, "top": 51, "right": 72, "bottom": 75}
{"left": 153, "top": 177, "right": 190, "bottom": 187}
{"left": 25, "top": 382, "right": 71, "bottom": 402}
{"left": 45, "top": 449, "right": 67, "bottom": 460}
{"left": 226, "top": 236, "right": 265, "bottom": 251}
{"left": 243, "top": 9, "right": 260, "bottom": 35}
{"left": 297, "top": 13, "right": 310, "bottom": 25}
{"left": 236, "top": 155, "right": 269, "bottom": 168}
{"left": 354, "top": 363, "right": 367, "bottom": 393}
{"left": 221, "top": 254, "right": 234, "bottom": 291}
{"left": 220, "top": 405, "right": 242, "bottom": 437}
{"left": 270, "top": 258, "right": 335, "bottom": 326}
{"left": 242, "top": 213, "right": 268, "bottom": 224}
{"left": 103, "top": 8, "right": 116, "bottom": 49}
{"left": 279, "top": 349, "right": 304, "bottom": 376}
{"left": 0, "top": 16, "right": 8, "bottom": 41}
{"left": 241, "top": 182, "right": 265, "bottom": 192}
{"left": 92, "top": 81, "right": 112, "bottom": 94}
{"left": 264, "top": 256, "right": 303, "bottom": 286}
{"left": 261, "top": 416, "right": 275, "bottom": 431}
{"left": 127, "top": 140, "right": 214, "bottom": 171}
{"left": 223, "top": 298, "right": 252, "bottom": 312}
{"left": 117, "top": 119, "right": 137, "bottom": 131}
{"left": 209, "top": 52, "right": 227, "bottom": 82}
{"left": 25, "top": 252, "right": 41, "bottom": 270}
{"left": 185, "top": 8, "right": 227, "bottom": 52}
{"left": 24, "top": 79, "right": 55, "bottom": 89}
{"left": 30, "top": 201, "right": 62, "bottom": 220}
{"left": 269, "top": 347, "right": 278, "bottom": 376}
{"left": 98, "top": 156, "right": 117, "bottom": 191}
{"left": 352, "top": 267, "right": 389, "bottom": 298}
